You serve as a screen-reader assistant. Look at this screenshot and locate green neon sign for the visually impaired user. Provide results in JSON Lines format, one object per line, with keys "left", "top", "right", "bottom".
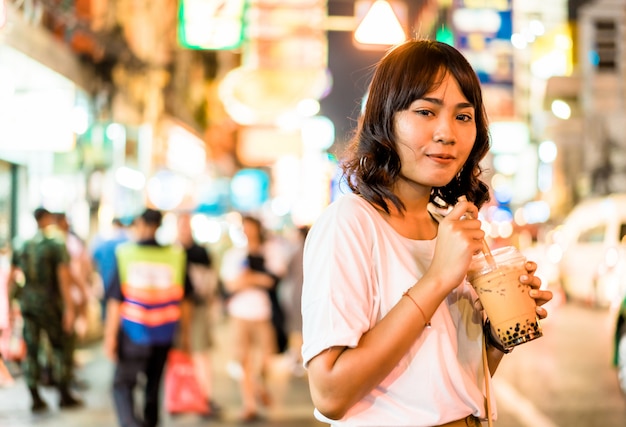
{"left": 177, "top": 0, "right": 247, "bottom": 50}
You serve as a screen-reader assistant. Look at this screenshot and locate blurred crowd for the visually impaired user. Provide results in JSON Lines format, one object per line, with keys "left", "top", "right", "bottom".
{"left": 0, "top": 206, "right": 309, "bottom": 426}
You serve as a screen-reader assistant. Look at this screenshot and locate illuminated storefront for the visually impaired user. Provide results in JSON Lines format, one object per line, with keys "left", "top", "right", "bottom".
{"left": 0, "top": 3, "right": 95, "bottom": 240}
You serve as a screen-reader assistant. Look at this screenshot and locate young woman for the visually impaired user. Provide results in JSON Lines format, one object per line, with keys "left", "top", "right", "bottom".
{"left": 220, "top": 215, "right": 287, "bottom": 421}
{"left": 301, "top": 39, "right": 553, "bottom": 427}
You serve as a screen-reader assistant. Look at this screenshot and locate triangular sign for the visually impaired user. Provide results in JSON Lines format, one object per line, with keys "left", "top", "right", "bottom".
{"left": 354, "top": 1, "right": 406, "bottom": 46}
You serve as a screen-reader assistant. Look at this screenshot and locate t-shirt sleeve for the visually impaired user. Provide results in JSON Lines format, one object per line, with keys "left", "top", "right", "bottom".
{"left": 105, "top": 266, "right": 123, "bottom": 301}
{"left": 301, "top": 196, "right": 378, "bottom": 367}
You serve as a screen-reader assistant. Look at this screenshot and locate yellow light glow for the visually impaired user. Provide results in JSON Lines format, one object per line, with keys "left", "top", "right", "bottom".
{"left": 531, "top": 51, "right": 568, "bottom": 79}
{"left": 551, "top": 99, "right": 571, "bottom": 120}
{"left": 554, "top": 34, "right": 572, "bottom": 50}
{"left": 219, "top": 67, "right": 331, "bottom": 125}
{"left": 297, "top": 98, "right": 321, "bottom": 117}
{"left": 301, "top": 116, "right": 335, "bottom": 150}
{"left": 354, "top": 1, "right": 406, "bottom": 46}
{"left": 538, "top": 140, "right": 558, "bottom": 163}
{"left": 191, "top": 215, "right": 223, "bottom": 244}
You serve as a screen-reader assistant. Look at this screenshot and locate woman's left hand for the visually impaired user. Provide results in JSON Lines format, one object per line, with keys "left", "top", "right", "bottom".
{"left": 520, "top": 260, "right": 553, "bottom": 319}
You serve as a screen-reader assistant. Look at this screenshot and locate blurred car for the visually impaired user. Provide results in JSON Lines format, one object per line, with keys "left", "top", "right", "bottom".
{"left": 541, "top": 194, "right": 626, "bottom": 397}
{"left": 551, "top": 193, "right": 626, "bottom": 308}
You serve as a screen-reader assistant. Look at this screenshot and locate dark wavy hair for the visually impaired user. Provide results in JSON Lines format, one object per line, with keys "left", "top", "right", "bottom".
{"left": 341, "top": 39, "right": 491, "bottom": 212}
{"left": 242, "top": 215, "right": 266, "bottom": 243}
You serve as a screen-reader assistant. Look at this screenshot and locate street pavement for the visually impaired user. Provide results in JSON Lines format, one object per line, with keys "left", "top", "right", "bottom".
{"left": 0, "top": 317, "right": 326, "bottom": 427}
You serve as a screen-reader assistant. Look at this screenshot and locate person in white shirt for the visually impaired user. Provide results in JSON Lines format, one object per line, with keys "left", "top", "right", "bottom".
{"left": 220, "top": 215, "right": 286, "bottom": 422}
{"left": 301, "top": 39, "right": 553, "bottom": 427}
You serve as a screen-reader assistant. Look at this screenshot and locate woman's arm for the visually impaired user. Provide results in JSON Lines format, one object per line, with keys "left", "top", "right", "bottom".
{"left": 307, "top": 274, "right": 449, "bottom": 420}
{"left": 220, "top": 249, "right": 275, "bottom": 294}
{"left": 224, "top": 269, "right": 275, "bottom": 293}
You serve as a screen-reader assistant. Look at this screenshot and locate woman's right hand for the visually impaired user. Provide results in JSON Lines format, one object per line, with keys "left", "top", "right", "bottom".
{"left": 426, "top": 200, "right": 485, "bottom": 292}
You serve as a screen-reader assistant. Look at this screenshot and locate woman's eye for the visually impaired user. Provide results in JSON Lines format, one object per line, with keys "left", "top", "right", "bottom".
{"left": 415, "top": 109, "right": 432, "bottom": 117}
{"left": 457, "top": 114, "right": 473, "bottom": 122}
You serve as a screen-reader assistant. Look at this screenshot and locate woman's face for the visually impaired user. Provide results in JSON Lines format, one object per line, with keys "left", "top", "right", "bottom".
{"left": 393, "top": 72, "right": 477, "bottom": 191}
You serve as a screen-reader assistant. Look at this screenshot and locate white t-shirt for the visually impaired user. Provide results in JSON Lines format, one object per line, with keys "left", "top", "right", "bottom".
{"left": 301, "top": 193, "right": 494, "bottom": 426}
{"left": 220, "top": 246, "right": 272, "bottom": 321}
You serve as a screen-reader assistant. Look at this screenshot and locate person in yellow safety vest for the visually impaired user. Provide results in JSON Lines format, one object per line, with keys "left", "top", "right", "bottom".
{"left": 103, "top": 208, "right": 194, "bottom": 427}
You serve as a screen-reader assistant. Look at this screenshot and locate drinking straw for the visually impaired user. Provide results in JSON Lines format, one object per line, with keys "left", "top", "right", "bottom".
{"left": 457, "top": 196, "right": 497, "bottom": 269}
{"left": 480, "top": 236, "right": 497, "bottom": 269}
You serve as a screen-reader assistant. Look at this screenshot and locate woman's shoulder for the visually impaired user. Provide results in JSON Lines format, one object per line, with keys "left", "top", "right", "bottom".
{"left": 323, "top": 193, "right": 377, "bottom": 219}
{"left": 311, "top": 193, "right": 383, "bottom": 238}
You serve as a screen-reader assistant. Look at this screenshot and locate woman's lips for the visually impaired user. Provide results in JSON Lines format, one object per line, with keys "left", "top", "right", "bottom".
{"left": 426, "top": 153, "right": 456, "bottom": 163}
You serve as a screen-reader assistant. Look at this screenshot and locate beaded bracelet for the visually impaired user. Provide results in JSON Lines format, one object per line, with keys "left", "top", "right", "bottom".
{"left": 402, "top": 289, "right": 432, "bottom": 327}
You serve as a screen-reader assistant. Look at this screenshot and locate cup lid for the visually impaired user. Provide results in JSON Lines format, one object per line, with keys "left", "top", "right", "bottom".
{"left": 467, "top": 245, "right": 525, "bottom": 279}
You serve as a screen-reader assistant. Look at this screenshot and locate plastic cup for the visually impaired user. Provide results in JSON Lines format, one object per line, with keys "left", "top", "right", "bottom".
{"left": 467, "top": 246, "right": 543, "bottom": 350}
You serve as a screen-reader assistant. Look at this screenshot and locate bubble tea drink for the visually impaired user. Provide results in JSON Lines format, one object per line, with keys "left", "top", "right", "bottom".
{"left": 467, "top": 246, "right": 543, "bottom": 350}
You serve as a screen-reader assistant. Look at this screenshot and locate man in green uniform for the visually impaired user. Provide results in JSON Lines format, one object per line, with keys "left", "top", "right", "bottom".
{"left": 10, "top": 207, "right": 83, "bottom": 412}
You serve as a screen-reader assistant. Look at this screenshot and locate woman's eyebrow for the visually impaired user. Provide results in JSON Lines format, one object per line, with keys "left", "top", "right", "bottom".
{"left": 420, "top": 97, "right": 474, "bottom": 109}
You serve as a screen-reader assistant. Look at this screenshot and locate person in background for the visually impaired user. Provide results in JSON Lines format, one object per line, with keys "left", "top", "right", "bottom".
{"left": 219, "top": 215, "right": 286, "bottom": 422}
{"left": 53, "top": 212, "right": 92, "bottom": 354}
{"left": 301, "top": 39, "right": 553, "bottom": 427}
{"left": 54, "top": 213, "right": 93, "bottom": 303}
{"left": 9, "top": 207, "right": 83, "bottom": 412}
{"left": 175, "top": 212, "right": 221, "bottom": 418}
{"left": 0, "top": 245, "right": 14, "bottom": 387}
{"left": 103, "top": 208, "right": 193, "bottom": 427}
{"left": 91, "top": 217, "right": 130, "bottom": 319}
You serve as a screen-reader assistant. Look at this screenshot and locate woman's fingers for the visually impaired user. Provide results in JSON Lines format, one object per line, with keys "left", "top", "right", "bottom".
{"left": 535, "top": 305, "right": 548, "bottom": 319}
{"left": 524, "top": 261, "right": 537, "bottom": 275}
{"left": 530, "top": 288, "right": 553, "bottom": 308}
{"left": 445, "top": 199, "right": 479, "bottom": 221}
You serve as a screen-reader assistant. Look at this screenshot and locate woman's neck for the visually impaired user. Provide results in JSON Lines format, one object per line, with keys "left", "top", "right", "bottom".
{"left": 378, "top": 184, "right": 438, "bottom": 240}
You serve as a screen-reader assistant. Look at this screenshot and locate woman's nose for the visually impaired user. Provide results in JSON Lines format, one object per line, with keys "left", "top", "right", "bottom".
{"left": 433, "top": 117, "right": 455, "bottom": 144}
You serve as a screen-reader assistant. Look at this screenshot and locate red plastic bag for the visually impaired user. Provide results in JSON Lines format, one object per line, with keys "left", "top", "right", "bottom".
{"left": 164, "top": 349, "right": 209, "bottom": 415}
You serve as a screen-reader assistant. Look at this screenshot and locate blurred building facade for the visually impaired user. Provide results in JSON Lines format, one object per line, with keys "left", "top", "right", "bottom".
{"left": 0, "top": 0, "right": 238, "bottom": 245}
{"left": 0, "top": 0, "right": 623, "bottom": 252}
